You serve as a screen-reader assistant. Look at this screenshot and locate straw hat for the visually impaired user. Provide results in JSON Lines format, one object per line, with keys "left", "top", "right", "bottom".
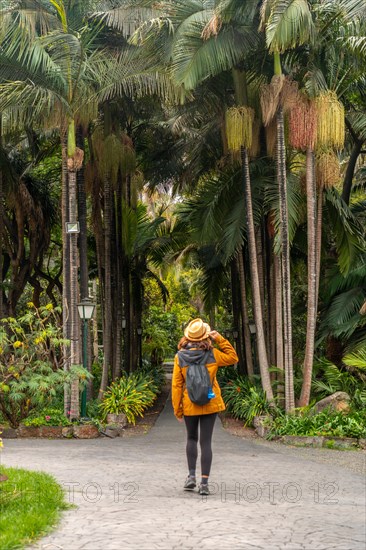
{"left": 184, "top": 318, "right": 211, "bottom": 341}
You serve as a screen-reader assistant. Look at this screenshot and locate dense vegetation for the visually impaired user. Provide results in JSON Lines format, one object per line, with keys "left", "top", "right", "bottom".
{"left": 0, "top": 0, "right": 365, "bottom": 425}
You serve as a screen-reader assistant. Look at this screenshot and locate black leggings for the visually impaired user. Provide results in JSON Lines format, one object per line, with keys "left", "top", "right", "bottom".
{"left": 184, "top": 413, "right": 217, "bottom": 476}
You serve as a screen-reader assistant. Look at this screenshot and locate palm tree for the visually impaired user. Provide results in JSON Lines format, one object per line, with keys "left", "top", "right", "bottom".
{"left": 259, "top": 0, "right": 315, "bottom": 410}
{"left": 132, "top": 0, "right": 275, "bottom": 398}
{"left": 0, "top": 0, "right": 179, "bottom": 410}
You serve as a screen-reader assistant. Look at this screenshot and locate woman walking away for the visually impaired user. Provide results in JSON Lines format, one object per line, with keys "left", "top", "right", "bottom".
{"left": 172, "top": 318, "right": 238, "bottom": 496}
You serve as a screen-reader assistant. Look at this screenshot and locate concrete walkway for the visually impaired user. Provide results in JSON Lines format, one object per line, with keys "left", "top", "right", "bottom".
{"left": 1, "top": 396, "right": 365, "bottom": 550}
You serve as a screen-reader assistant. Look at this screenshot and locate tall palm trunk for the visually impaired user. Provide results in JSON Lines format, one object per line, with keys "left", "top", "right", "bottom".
{"left": 114, "top": 184, "right": 123, "bottom": 379}
{"left": 123, "top": 261, "right": 131, "bottom": 373}
{"left": 268, "top": 240, "right": 276, "bottom": 369}
{"left": 314, "top": 183, "right": 324, "bottom": 318}
{"left": 77, "top": 128, "right": 88, "bottom": 300}
{"left": 0, "top": 114, "right": 3, "bottom": 320}
{"left": 299, "top": 149, "right": 317, "bottom": 407}
{"left": 68, "top": 170, "right": 80, "bottom": 419}
{"left": 61, "top": 122, "right": 71, "bottom": 417}
{"left": 230, "top": 259, "right": 244, "bottom": 371}
{"left": 77, "top": 127, "right": 92, "bottom": 397}
{"left": 256, "top": 225, "right": 266, "bottom": 324}
{"left": 99, "top": 172, "right": 113, "bottom": 397}
{"left": 67, "top": 119, "right": 82, "bottom": 419}
{"left": 276, "top": 106, "right": 295, "bottom": 411}
{"left": 241, "top": 146, "right": 273, "bottom": 400}
{"left": 237, "top": 250, "right": 254, "bottom": 377}
{"left": 274, "top": 252, "right": 284, "bottom": 405}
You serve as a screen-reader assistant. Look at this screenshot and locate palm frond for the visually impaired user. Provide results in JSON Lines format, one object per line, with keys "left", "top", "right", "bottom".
{"left": 264, "top": 0, "right": 315, "bottom": 54}
{"left": 343, "top": 347, "right": 366, "bottom": 370}
{"left": 93, "top": 1, "right": 160, "bottom": 37}
{"left": 318, "top": 287, "right": 366, "bottom": 341}
{"left": 324, "top": 187, "right": 365, "bottom": 275}
{"left": 172, "top": 19, "right": 259, "bottom": 89}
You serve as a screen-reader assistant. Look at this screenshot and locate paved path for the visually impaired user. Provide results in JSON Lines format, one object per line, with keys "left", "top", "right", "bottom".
{"left": 1, "top": 397, "right": 365, "bottom": 550}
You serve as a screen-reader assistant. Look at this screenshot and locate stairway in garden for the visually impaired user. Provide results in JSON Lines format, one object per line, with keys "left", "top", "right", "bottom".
{"left": 162, "top": 361, "right": 174, "bottom": 380}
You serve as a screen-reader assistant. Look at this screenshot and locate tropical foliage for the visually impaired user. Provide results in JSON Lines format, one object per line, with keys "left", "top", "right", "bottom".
{"left": 0, "top": 304, "right": 90, "bottom": 427}
{"left": 98, "top": 370, "right": 162, "bottom": 425}
{"left": 267, "top": 408, "right": 366, "bottom": 439}
{"left": 0, "top": 0, "right": 365, "bottom": 423}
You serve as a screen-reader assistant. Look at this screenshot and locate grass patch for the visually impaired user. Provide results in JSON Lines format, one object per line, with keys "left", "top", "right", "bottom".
{"left": 0, "top": 466, "right": 72, "bottom": 550}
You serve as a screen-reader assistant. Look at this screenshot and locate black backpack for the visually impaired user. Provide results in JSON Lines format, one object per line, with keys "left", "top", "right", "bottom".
{"left": 178, "top": 351, "right": 213, "bottom": 405}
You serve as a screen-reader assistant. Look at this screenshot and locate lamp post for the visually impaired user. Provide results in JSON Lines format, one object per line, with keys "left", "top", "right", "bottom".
{"left": 232, "top": 328, "right": 239, "bottom": 368}
{"left": 137, "top": 326, "right": 142, "bottom": 369}
{"left": 77, "top": 298, "right": 96, "bottom": 417}
{"left": 248, "top": 320, "right": 257, "bottom": 373}
{"left": 122, "top": 317, "right": 126, "bottom": 372}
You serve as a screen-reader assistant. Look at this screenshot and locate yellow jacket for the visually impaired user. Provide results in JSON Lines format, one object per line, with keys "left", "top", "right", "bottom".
{"left": 171, "top": 336, "right": 239, "bottom": 418}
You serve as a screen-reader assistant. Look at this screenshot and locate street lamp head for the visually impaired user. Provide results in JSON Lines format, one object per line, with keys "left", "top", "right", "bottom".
{"left": 233, "top": 329, "right": 238, "bottom": 339}
{"left": 65, "top": 221, "right": 80, "bottom": 234}
{"left": 137, "top": 326, "right": 142, "bottom": 336}
{"left": 77, "top": 297, "right": 96, "bottom": 320}
{"left": 122, "top": 317, "right": 127, "bottom": 330}
{"left": 248, "top": 320, "right": 256, "bottom": 334}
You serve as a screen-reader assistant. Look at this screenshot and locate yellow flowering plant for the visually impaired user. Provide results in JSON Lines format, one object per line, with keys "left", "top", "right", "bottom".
{"left": 0, "top": 304, "right": 91, "bottom": 428}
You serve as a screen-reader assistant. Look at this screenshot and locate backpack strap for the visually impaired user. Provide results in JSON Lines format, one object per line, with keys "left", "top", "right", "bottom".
{"left": 177, "top": 349, "right": 213, "bottom": 368}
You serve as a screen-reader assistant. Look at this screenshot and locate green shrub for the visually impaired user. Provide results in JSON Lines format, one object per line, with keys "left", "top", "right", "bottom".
{"left": 216, "top": 366, "right": 241, "bottom": 386}
{"left": 0, "top": 305, "right": 91, "bottom": 428}
{"left": 267, "top": 408, "right": 366, "bottom": 439}
{"left": 311, "top": 356, "right": 366, "bottom": 407}
{"left": 221, "top": 376, "right": 274, "bottom": 426}
{"left": 99, "top": 371, "right": 158, "bottom": 425}
{"left": 23, "top": 408, "right": 72, "bottom": 427}
{"left": 139, "top": 363, "right": 166, "bottom": 391}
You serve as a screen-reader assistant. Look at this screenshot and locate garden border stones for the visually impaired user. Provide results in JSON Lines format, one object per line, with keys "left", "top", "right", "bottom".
{"left": 0, "top": 424, "right": 100, "bottom": 439}
{"left": 253, "top": 415, "right": 365, "bottom": 450}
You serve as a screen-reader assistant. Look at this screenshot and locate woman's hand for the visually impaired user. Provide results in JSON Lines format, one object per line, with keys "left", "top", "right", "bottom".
{"left": 175, "top": 415, "right": 183, "bottom": 423}
{"left": 208, "top": 330, "right": 221, "bottom": 341}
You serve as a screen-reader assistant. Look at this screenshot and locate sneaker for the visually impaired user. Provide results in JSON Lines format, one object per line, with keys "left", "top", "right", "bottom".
{"left": 184, "top": 476, "right": 196, "bottom": 491}
{"left": 198, "top": 483, "right": 210, "bottom": 496}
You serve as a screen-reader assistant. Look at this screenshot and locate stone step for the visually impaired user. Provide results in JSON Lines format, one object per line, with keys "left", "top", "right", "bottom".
{"left": 162, "top": 361, "right": 174, "bottom": 373}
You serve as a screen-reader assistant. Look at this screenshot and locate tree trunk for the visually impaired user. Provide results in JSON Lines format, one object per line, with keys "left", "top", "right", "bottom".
{"left": 276, "top": 107, "right": 295, "bottom": 411}
{"left": 123, "top": 263, "right": 131, "bottom": 373}
{"left": 237, "top": 250, "right": 254, "bottom": 377}
{"left": 77, "top": 128, "right": 89, "bottom": 300}
{"left": 299, "top": 149, "right": 317, "bottom": 407}
{"left": 68, "top": 168, "right": 81, "bottom": 419}
{"left": 274, "top": 252, "right": 284, "bottom": 406}
{"left": 314, "top": 183, "right": 324, "bottom": 321}
{"left": 341, "top": 139, "right": 363, "bottom": 205}
{"left": 255, "top": 225, "right": 266, "bottom": 325}
{"left": 114, "top": 184, "right": 123, "bottom": 379}
{"left": 98, "top": 172, "right": 113, "bottom": 398}
{"left": 0, "top": 114, "right": 3, "bottom": 319}
{"left": 268, "top": 238, "right": 276, "bottom": 369}
{"left": 241, "top": 146, "right": 273, "bottom": 400}
{"left": 230, "top": 260, "right": 244, "bottom": 372}
{"left": 61, "top": 122, "right": 71, "bottom": 417}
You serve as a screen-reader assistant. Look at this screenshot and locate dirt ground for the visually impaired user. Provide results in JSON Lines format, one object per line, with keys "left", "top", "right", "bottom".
{"left": 122, "top": 382, "right": 171, "bottom": 437}
{"left": 219, "top": 413, "right": 260, "bottom": 439}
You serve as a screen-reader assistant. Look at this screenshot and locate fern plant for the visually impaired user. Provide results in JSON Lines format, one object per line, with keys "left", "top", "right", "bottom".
{"left": 222, "top": 376, "right": 274, "bottom": 426}
{"left": 311, "top": 355, "right": 366, "bottom": 406}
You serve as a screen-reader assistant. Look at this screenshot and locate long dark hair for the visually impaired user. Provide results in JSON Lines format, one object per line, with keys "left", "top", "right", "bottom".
{"left": 178, "top": 336, "right": 213, "bottom": 351}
